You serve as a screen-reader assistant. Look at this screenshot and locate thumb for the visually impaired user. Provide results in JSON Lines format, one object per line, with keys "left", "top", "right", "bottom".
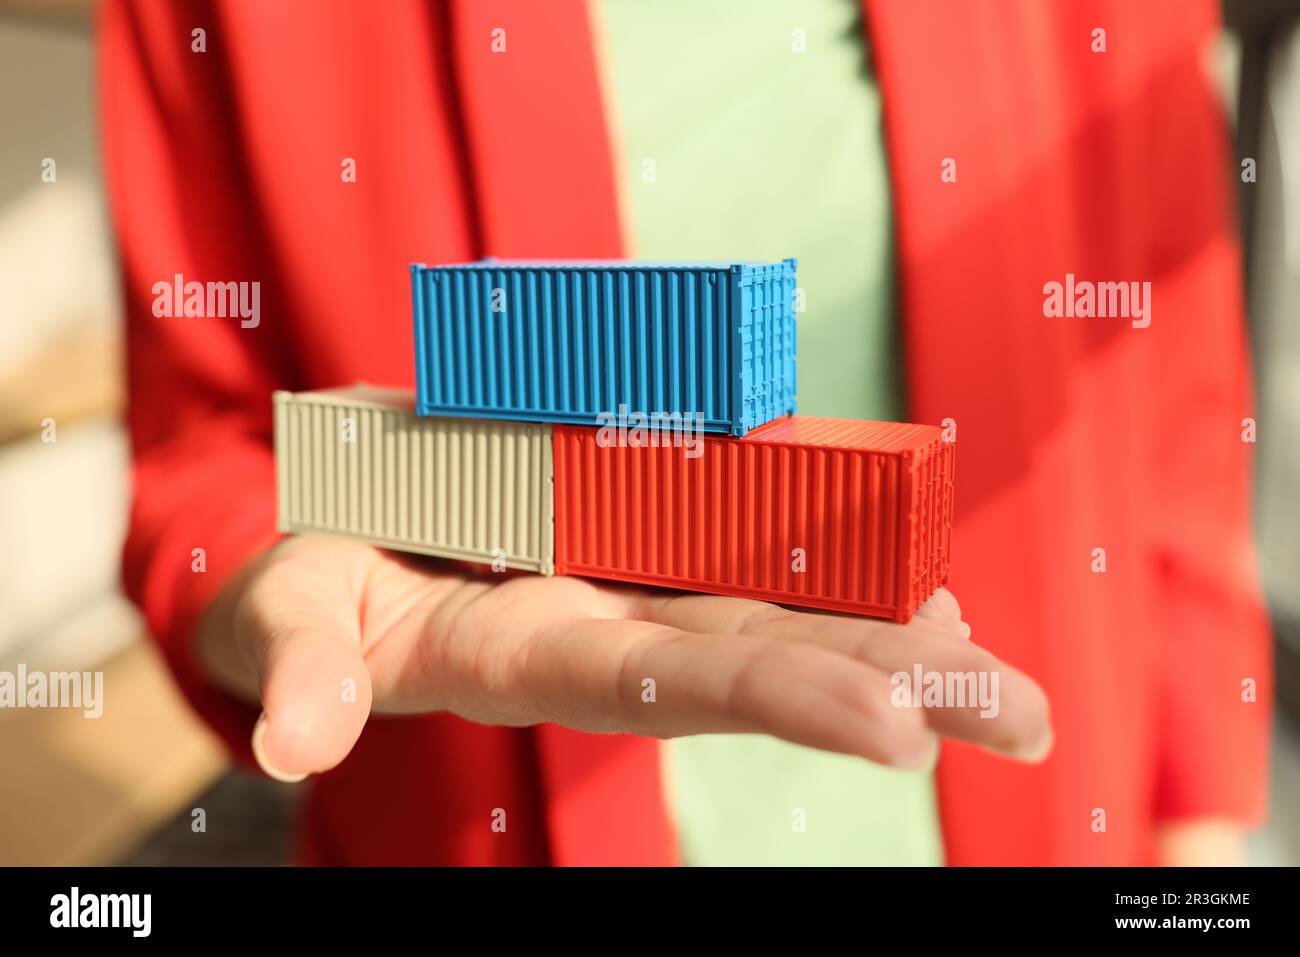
{"left": 914, "top": 586, "right": 970, "bottom": 638}
{"left": 235, "top": 579, "right": 374, "bottom": 782}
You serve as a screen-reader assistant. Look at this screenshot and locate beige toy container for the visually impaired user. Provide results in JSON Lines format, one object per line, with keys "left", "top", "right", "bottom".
{"left": 273, "top": 385, "right": 554, "bottom": 574}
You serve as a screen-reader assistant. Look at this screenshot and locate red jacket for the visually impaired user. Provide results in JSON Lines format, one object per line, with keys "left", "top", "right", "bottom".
{"left": 102, "top": 0, "right": 1270, "bottom": 865}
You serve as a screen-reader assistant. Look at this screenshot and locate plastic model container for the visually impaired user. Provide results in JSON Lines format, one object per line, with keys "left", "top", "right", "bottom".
{"left": 552, "top": 417, "right": 955, "bottom": 621}
{"left": 273, "top": 385, "right": 555, "bottom": 574}
{"left": 410, "top": 260, "right": 797, "bottom": 436}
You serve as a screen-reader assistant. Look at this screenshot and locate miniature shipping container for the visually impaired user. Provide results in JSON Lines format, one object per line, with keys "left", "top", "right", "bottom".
{"left": 552, "top": 418, "right": 954, "bottom": 621}
{"left": 410, "top": 260, "right": 798, "bottom": 436}
{"left": 274, "top": 385, "right": 555, "bottom": 574}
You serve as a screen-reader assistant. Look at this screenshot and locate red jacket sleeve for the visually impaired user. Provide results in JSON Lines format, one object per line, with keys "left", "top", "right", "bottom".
{"left": 1131, "top": 3, "right": 1272, "bottom": 826}
{"left": 101, "top": 0, "right": 289, "bottom": 764}
{"left": 1145, "top": 248, "right": 1273, "bottom": 827}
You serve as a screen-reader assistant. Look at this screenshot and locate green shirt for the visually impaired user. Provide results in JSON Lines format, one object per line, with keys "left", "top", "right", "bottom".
{"left": 597, "top": 0, "right": 940, "bottom": 864}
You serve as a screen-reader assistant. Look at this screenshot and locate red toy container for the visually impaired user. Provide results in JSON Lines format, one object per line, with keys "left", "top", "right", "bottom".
{"left": 553, "top": 418, "right": 955, "bottom": 622}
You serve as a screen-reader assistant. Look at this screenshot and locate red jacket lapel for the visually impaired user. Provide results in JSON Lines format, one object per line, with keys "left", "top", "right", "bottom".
{"left": 862, "top": 0, "right": 1268, "bottom": 863}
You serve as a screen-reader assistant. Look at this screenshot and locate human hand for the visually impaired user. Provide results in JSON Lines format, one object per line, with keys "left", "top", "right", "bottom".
{"left": 197, "top": 535, "right": 1052, "bottom": 781}
{"left": 1155, "top": 820, "right": 1249, "bottom": 866}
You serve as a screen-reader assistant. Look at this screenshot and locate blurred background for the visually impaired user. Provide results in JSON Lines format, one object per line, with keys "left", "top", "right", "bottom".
{"left": 0, "top": 0, "right": 1297, "bottom": 865}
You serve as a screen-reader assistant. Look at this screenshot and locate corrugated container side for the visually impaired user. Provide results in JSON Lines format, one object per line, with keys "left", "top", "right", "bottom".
{"left": 901, "top": 437, "right": 957, "bottom": 618}
{"left": 274, "top": 386, "right": 554, "bottom": 574}
{"left": 411, "top": 261, "right": 797, "bottom": 436}
{"left": 732, "top": 261, "right": 798, "bottom": 434}
{"left": 552, "top": 418, "right": 953, "bottom": 621}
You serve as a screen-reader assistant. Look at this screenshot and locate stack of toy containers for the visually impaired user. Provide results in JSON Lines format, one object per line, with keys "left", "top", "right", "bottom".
{"left": 273, "top": 260, "right": 954, "bottom": 624}
{"left": 408, "top": 260, "right": 954, "bottom": 623}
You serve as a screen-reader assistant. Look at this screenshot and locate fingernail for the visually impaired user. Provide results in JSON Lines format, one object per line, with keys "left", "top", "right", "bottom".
{"left": 959, "top": 621, "right": 972, "bottom": 640}
{"left": 252, "top": 712, "right": 308, "bottom": 783}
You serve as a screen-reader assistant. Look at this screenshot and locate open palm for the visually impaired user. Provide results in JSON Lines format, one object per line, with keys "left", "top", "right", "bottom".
{"left": 199, "top": 535, "right": 1051, "bottom": 781}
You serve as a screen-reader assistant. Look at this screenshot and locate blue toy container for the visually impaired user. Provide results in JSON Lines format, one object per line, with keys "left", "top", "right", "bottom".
{"left": 410, "top": 260, "right": 797, "bottom": 436}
